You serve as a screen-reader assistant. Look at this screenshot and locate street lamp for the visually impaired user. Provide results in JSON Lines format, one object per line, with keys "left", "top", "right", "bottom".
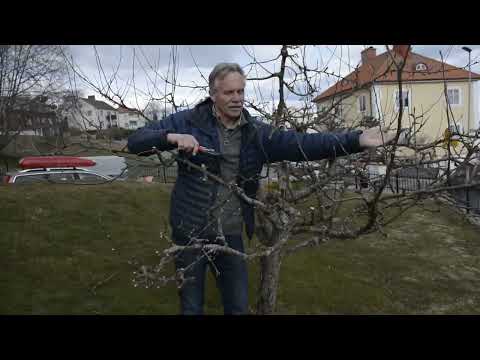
{"left": 462, "top": 46, "right": 472, "bottom": 133}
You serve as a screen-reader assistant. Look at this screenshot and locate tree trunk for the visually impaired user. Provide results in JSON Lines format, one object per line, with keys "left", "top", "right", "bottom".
{"left": 256, "top": 248, "right": 282, "bottom": 315}
{"left": 255, "top": 166, "right": 292, "bottom": 315}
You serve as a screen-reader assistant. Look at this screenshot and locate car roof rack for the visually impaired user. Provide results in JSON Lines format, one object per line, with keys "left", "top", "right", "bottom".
{"left": 19, "top": 167, "right": 90, "bottom": 173}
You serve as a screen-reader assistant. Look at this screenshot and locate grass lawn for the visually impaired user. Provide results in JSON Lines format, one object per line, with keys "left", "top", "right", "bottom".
{"left": 1, "top": 182, "right": 480, "bottom": 314}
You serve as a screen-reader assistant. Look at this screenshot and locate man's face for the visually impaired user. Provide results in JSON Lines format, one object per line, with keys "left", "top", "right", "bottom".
{"left": 211, "top": 72, "right": 245, "bottom": 122}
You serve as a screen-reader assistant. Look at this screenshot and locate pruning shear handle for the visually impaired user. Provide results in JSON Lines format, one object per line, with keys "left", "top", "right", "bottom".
{"left": 198, "top": 146, "right": 221, "bottom": 157}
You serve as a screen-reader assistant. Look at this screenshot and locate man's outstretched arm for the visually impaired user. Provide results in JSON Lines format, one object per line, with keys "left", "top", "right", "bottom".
{"left": 259, "top": 124, "right": 396, "bottom": 163}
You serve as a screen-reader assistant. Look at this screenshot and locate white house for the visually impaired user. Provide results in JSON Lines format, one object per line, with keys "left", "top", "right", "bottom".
{"left": 116, "top": 106, "right": 147, "bottom": 130}
{"left": 64, "top": 95, "right": 118, "bottom": 131}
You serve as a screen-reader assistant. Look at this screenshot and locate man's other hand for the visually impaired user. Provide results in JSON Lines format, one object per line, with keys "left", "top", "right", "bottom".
{"left": 359, "top": 127, "right": 399, "bottom": 149}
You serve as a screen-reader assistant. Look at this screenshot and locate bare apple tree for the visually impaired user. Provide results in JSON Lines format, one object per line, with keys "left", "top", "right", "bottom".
{"left": 62, "top": 45, "right": 480, "bottom": 314}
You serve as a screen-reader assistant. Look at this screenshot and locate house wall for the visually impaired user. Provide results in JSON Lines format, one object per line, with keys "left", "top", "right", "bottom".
{"left": 316, "top": 89, "right": 372, "bottom": 128}
{"left": 64, "top": 100, "right": 119, "bottom": 131}
{"left": 316, "top": 80, "right": 478, "bottom": 141}
{"left": 117, "top": 112, "right": 146, "bottom": 129}
{"left": 376, "top": 80, "right": 474, "bottom": 141}
{"left": 473, "top": 80, "right": 480, "bottom": 130}
{"left": 102, "top": 109, "right": 118, "bottom": 128}
{"left": 65, "top": 100, "right": 99, "bottom": 131}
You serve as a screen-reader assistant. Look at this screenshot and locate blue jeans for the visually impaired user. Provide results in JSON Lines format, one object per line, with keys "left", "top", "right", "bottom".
{"left": 173, "top": 233, "right": 249, "bottom": 315}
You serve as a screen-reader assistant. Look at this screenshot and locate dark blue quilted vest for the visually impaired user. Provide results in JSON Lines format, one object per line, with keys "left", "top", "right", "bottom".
{"left": 169, "top": 102, "right": 262, "bottom": 239}
{"left": 127, "top": 98, "right": 364, "bottom": 240}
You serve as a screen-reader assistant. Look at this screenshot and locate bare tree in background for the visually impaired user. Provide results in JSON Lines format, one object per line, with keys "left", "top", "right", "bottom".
{"left": 144, "top": 101, "right": 174, "bottom": 121}
{"left": 0, "top": 45, "right": 70, "bottom": 153}
{"left": 60, "top": 45, "right": 480, "bottom": 314}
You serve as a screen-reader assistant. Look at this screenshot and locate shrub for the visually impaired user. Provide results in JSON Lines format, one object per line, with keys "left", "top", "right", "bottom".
{"left": 106, "top": 128, "right": 135, "bottom": 140}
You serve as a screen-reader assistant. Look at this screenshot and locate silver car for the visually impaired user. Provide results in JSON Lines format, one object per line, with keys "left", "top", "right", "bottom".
{"left": 3, "top": 167, "right": 115, "bottom": 185}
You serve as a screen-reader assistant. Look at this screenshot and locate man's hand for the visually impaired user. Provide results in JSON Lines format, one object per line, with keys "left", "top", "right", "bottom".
{"left": 359, "top": 127, "right": 399, "bottom": 149}
{"left": 167, "top": 133, "right": 200, "bottom": 155}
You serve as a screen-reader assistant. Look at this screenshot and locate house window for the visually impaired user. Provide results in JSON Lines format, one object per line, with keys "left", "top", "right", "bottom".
{"left": 87, "top": 110, "right": 92, "bottom": 116}
{"left": 395, "top": 90, "right": 409, "bottom": 109}
{"left": 415, "top": 63, "right": 427, "bottom": 71}
{"left": 447, "top": 88, "right": 461, "bottom": 106}
{"left": 449, "top": 123, "right": 464, "bottom": 134}
{"left": 359, "top": 95, "right": 366, "bottom": 112}
{"left": 129, "top": 121, "right": 137, "bottom": 128}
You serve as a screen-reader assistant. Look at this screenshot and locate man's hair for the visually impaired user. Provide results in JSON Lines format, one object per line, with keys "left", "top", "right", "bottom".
{"left": 208, "top": 63, "right": 245, "bottom": 96}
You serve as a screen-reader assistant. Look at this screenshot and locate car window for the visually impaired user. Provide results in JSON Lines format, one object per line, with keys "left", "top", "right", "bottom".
{"left": 47, "top": 172, "right": 76, "bottom": 183}
{"left": 14, "top": 174, "right": 48, "bottom": 184}
{"left": 76, "top": 172, "right": 108, "bottom": 184}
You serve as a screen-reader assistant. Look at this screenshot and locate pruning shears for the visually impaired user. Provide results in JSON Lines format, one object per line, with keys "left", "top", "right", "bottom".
{"left": 198, "top": 146, "right": 222, "bottom": 158}
{"left": 176, "top": 144, "right": 222, "bottom": 158}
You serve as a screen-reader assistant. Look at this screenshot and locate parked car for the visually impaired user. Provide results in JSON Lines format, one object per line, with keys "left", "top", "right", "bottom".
{"left": 2, "top": 155, "right": 128, "bottom": 185}
{"left": 3, "top": 167, "right": 114, "bottom": 185}
{"left": 81, "top": 156, "right": 128, "bottom": 180}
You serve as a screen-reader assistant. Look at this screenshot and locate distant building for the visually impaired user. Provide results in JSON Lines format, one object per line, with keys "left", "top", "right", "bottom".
{"left": 116, "top": 106, "right": 147, "bottom": 130}
{"left": 64, "top": 95, "right": 118, "bottom": 131}
{"left": 313, "top": 45, "right": 480, "bottom": 141}
{"left": 1, "top": 95, "right": 64, "bottom": 137}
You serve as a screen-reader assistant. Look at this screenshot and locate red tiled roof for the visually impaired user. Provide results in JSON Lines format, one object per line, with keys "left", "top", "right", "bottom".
{"left": 313, "top": 48, "right": 480, "bottom": 102}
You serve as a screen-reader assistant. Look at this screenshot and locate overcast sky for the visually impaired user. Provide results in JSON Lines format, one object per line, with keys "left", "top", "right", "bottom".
{"left": 67, "top": 45, "right": 480, "bottom": 114}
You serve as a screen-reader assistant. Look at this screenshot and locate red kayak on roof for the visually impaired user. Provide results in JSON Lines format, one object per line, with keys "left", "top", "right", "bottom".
{"left": 19, "top": 156, "right": 96, "bottom": 169}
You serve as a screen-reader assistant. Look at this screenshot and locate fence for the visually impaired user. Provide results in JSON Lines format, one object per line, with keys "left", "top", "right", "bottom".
{"left": 132, "top": 165, "right": 178, "bottom": 183}
{"left": 353, "top": 171, "right": 480, "bottom": 215}
{"left": 355, "top": 174, "right": 439, "bottom": 193}
{"left": 449, "top": 187, "right": 480, "bottom": 215}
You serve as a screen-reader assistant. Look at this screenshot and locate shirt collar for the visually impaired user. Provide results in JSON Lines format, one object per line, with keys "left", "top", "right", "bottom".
{"left": 212, "top": 104, "right": 247, "bottom": 130}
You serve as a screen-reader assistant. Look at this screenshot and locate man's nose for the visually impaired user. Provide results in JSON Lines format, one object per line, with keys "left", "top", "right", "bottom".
{"left": 232, "top": 93, "right": 243, "bottom": 102}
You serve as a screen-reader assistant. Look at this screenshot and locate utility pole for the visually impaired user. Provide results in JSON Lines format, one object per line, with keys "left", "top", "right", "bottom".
{"left": 462, "top": 46, "right": 472, "bottom": 132}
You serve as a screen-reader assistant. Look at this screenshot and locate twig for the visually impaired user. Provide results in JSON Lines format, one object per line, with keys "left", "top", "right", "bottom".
{"left": 90, "top": 271, "right": 119, "bottom": 295}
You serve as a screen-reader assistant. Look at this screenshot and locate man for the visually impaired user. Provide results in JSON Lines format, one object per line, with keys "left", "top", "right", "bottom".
{"left": 128, "top": 62, "right": 395, "bottom": 315}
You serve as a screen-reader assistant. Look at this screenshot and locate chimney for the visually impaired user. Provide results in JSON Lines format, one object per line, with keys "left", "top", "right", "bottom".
{"left": 88, "top": 95, "right": 95, "bottom": 101}
{"left": 361, "top": 46, "right": 376, "bottom": 65}
{"left": 392, "top": 45, "right": 410, "bottom": 58}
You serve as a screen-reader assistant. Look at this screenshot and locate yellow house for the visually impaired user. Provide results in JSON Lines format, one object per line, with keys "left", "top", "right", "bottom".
{"left": 313, "top": 46, "right": 480, "bottom": 149}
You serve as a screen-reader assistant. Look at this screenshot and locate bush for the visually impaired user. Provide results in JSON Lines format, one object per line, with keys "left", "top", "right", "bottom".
{"left": 264, "top": 181, "right": 279, "bottom": 192}
{"left": 262, "top": 180, "right": 307, "bottom": 193}
{"left": 68, "top": 128, "right": 84, "bottom": 137}
{"left": 90, "top": 128, "right": 135, "bottom": 140}
{"left": 105, "top": 128, "right": 135, "bottom": 140}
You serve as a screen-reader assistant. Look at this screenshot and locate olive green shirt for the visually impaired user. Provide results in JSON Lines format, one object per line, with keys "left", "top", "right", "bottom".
{"left": 211, "top": 109, "right": 247, "bottom": 236}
